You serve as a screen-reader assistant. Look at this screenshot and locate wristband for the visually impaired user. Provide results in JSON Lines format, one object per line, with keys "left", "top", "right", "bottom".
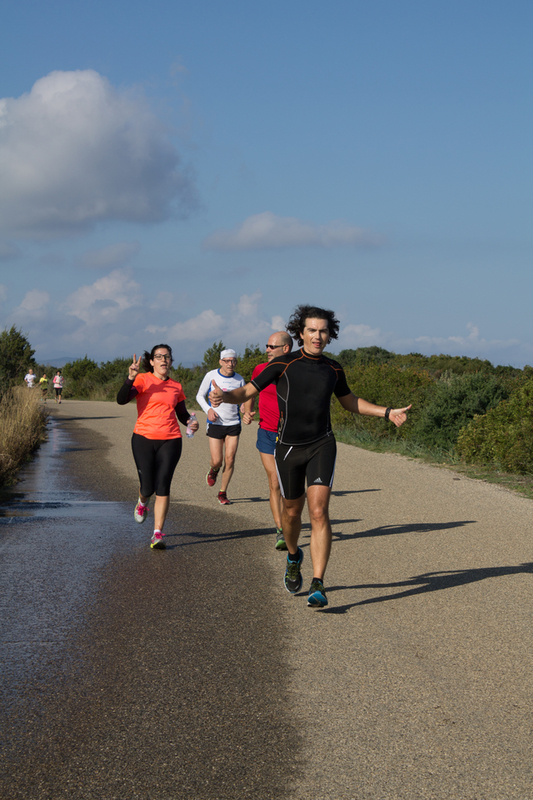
{"left": 384, "top": 407, "right": 392, "bottom": 421}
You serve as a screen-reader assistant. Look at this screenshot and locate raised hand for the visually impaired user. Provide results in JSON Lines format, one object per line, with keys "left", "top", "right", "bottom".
{"left": 128, "top": 354, "right": 141, "bottom": 381}
{"left": 388, "top": 404, "right": 412, "bottom": 428}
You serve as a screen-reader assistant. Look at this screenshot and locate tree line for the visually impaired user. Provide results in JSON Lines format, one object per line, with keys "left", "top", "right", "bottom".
{"left": 2, "top": 326, "right": 533, "bottom": 476}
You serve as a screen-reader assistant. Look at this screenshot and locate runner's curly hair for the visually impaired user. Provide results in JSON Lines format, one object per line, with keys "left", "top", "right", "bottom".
{"left": 286, "top": 305, "right": 340, "bottom": 346}
{"left": 142, "top": 344, "right": 174, "bottom": 373}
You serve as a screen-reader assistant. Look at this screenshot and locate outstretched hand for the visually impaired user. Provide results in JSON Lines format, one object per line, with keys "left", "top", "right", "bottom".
{"left": 209, "top": 379, "right": 224, "bottom": 408}
{"left": 388, "top": 404, "right": 412, "bottom": 427}
{"left": 128, "top": 354, "right": 141, "bottom": 381}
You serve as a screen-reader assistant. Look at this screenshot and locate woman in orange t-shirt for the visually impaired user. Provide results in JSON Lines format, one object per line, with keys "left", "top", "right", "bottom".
{"left": 117, "top": 343, "right": 199, "bottom": 549}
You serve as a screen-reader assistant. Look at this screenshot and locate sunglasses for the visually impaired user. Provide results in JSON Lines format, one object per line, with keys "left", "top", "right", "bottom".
{"left": 265, "top": 344, "right": 283, "bottom": 350}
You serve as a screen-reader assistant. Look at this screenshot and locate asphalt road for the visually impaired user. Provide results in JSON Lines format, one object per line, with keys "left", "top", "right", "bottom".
{"left": 1, "top": 400, "right": 532, "bottom": 800}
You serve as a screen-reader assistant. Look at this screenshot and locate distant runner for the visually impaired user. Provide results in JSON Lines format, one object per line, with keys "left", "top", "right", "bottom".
{"left": 196, "top": 349, "right": 245, "bottom": 505}
{"left": 117, "top": 343, "right": 199, "bottom": 549}
{"left": 53, "top": 371, "right": 64, "bottom": 404}
{"left": 242, "top": 332, "right": 293, "bottom": 550}
{"left": 39, "top": 374, "right": 48, "bottom": 402}
{"left": 210, "top": 304, "right": 411, "bottom": 609}
{"left": 24, "top": 368, "right": 36, "bottom": 388}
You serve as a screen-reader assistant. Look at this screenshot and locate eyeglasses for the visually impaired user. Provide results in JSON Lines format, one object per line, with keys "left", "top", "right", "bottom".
{"left": 153, "top": 354, "right": 172, "bottom": 361}
{"left": 265, "top": 344, "right": 283, "bottom": 350}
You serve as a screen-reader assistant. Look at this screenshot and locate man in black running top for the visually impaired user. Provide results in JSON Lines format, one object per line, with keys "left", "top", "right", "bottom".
{"left": 209, "top": 304, "right": 411, "bottom": 609}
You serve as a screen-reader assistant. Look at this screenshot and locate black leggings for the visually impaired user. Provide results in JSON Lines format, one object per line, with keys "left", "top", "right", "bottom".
{"left": 131, "top": 433, "right": 183, "bottom": 497}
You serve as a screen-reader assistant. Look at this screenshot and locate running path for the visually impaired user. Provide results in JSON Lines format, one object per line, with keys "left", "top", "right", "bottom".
{"left": 42, "top": 403, "right": 533, "bottom": 797}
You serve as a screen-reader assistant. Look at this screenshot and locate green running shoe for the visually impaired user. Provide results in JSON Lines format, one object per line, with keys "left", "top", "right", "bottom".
{"left": 275, "top": 528, "right": 287, "bottom": 550}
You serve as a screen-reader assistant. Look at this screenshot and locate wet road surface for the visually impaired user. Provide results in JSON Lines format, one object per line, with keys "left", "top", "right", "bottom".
{"left": 1, "top": 416, "right": 296, "bottom": 799}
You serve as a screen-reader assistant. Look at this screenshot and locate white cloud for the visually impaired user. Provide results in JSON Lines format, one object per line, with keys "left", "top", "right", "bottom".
{"left": 337, "top": 323, "right": 384, "bottom": 349}
{"left": 147, "top": 293, "right": 274, "bottom": 354}
{"left": 79, "top": 241, "right": 141, "bottom": 269}
{"left": 271, "top": 315, "right": 286, "bottom": 332}
{"left": 203, "top": 211, "right": 379, "bottom": 251}
{"left": 147, "top": 309, "right": 225, "bottom": 341}
{"left": 20, "top": 289, "right": 50, "bottom": 312}
{"left": 411, "top": 323, "right": 522, "bottom": 358}
{"left": 63, "top": 269, "right": 142, "bottom": 326}
{"left": 0, "top": 70, "right": 196, "bottom": 241}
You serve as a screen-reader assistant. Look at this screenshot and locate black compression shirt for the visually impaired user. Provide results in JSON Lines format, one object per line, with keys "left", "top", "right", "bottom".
{"left": 251, "top": 349, "right": 351, "bottom": 446}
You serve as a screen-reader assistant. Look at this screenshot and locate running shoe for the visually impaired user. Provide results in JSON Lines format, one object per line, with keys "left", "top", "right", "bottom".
{"left": 217, "top": 491, "right": 231, "bottom": 505}
{"left": 307, "top": 579, "right": 328, "bottom": 609}
{"left": 284, "top": 547, "right": 303, "bottom": 594}
{"left": 134, "top": 500, "right": 149, "bottom": 524}
{"left": 275, "top": 528, "right": 287, "bottom": 551}
{"left": 150, "top": 531, "right": 166, "bottom": 550}
{"left": 206, "top": 467, "right": 220, "bottom": 487}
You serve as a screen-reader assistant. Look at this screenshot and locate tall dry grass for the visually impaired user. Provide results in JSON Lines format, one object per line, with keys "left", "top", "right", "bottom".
{"left": 0, "top": 386, "right": 48, "bottom": 487}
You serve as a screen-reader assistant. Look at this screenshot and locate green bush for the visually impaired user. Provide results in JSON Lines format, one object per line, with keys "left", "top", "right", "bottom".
{"left": 0, "top": 327, "right": 36, "bottom": 396}
{"left": 409, "top": 372, "right": 510, "bottom": 451}
{"left": 330, "top": 364, "right": 433, "bottom": 440}
{"left": 457, "top": 378, "right": 533, "bottom": 474}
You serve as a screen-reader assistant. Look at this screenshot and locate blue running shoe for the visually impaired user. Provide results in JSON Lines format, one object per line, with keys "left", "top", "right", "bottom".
{"left": 307, "top": 579, "right": 328, "bottom": 608}
{"left": 284, "top": 547, "right": 303, "bottom": 594}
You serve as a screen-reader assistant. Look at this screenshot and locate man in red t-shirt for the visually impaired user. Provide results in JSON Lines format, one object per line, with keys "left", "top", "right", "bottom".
{"left": 243, "top": 331, "right": 292, "bottom": 549}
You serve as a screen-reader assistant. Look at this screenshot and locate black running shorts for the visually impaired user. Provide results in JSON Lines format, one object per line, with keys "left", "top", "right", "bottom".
{"left": 275, "top": 435, "right": 337, "bottom": 500}
{"left": 207, "top": 423, "right": 241, "bottom": 439}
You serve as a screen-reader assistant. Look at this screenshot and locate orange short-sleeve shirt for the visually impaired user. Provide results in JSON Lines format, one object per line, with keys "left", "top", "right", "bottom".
{"left": 132, "top": 373, "right": 186, "bottom": 440}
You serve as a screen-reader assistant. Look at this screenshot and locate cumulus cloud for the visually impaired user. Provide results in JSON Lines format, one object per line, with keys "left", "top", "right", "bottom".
{"left": 203, "top": 211, "right": 379, "bottom": 251}
{"left": 338, "top": 322, "right": 384, "bottom": 349}
{"left": 147, "top": 293, "right": 276, "bottom": 353}
{"left": 20, "top": 288, "right": 50, "bottom": 312}
{"left": 411, "top": 323, "right": 522, "bottom": 356}
{"left": 63, "top": 269, "right": 142, "bottom": 326}
{"left": 0, "top": 70, "right": 196, "bottom": 241}
{"left": 147, "top": 309, "right": 225, "bottom": 342}
{"left": 78, "top": 241, "right": 141, "bottom": 269}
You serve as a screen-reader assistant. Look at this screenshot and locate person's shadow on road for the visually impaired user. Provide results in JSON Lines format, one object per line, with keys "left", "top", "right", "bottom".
{"left": 322, "top": 562, "right": 533, "bottom": 613}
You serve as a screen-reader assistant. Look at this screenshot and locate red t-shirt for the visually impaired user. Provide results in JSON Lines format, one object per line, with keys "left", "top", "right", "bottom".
{"left": 133, "top": 373, "right": 186, "bottom": 440}
{"left": 251, "top": 362, "right": 279, "bottom": 433}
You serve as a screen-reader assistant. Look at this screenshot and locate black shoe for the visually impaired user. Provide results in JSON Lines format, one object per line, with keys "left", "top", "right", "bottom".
{"left": 284, "top": 547, "right": 303, "bottom": 594}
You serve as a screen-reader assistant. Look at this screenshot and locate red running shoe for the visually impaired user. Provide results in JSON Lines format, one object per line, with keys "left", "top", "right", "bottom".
{"left": 217, "top": 491, "right": 231, "bottom": 505}
{"left": 206, "top": 467, "right": 220, "bottom": 487}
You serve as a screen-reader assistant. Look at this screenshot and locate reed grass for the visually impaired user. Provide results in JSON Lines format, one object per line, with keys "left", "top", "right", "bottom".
{"left": 0, "top": 387, "right": 48, "bottom": 488}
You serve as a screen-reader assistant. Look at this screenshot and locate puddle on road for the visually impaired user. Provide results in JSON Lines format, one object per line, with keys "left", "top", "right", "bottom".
{"left": 0, "top": 416, "right": 115, "bottom": 523}
{"left": 0, "top": 416, "right": 134, "bottom": 705}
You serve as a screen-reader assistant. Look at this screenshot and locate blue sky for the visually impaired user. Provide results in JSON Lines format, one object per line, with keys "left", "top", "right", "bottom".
{"left": 1, "top": 1, "right": 532, "bottom": 367}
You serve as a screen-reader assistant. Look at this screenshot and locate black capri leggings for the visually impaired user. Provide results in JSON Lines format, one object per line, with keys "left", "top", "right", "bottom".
{"left": 131, "top": 433, "right": 183, "bottom": 497}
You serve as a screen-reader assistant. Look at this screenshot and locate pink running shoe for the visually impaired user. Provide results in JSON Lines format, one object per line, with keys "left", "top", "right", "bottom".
{"left": 150, "top": 531, "right": 166, "bottom": 550}
{"left": 134, "top": 500, "right": 149, "bottom": 524}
